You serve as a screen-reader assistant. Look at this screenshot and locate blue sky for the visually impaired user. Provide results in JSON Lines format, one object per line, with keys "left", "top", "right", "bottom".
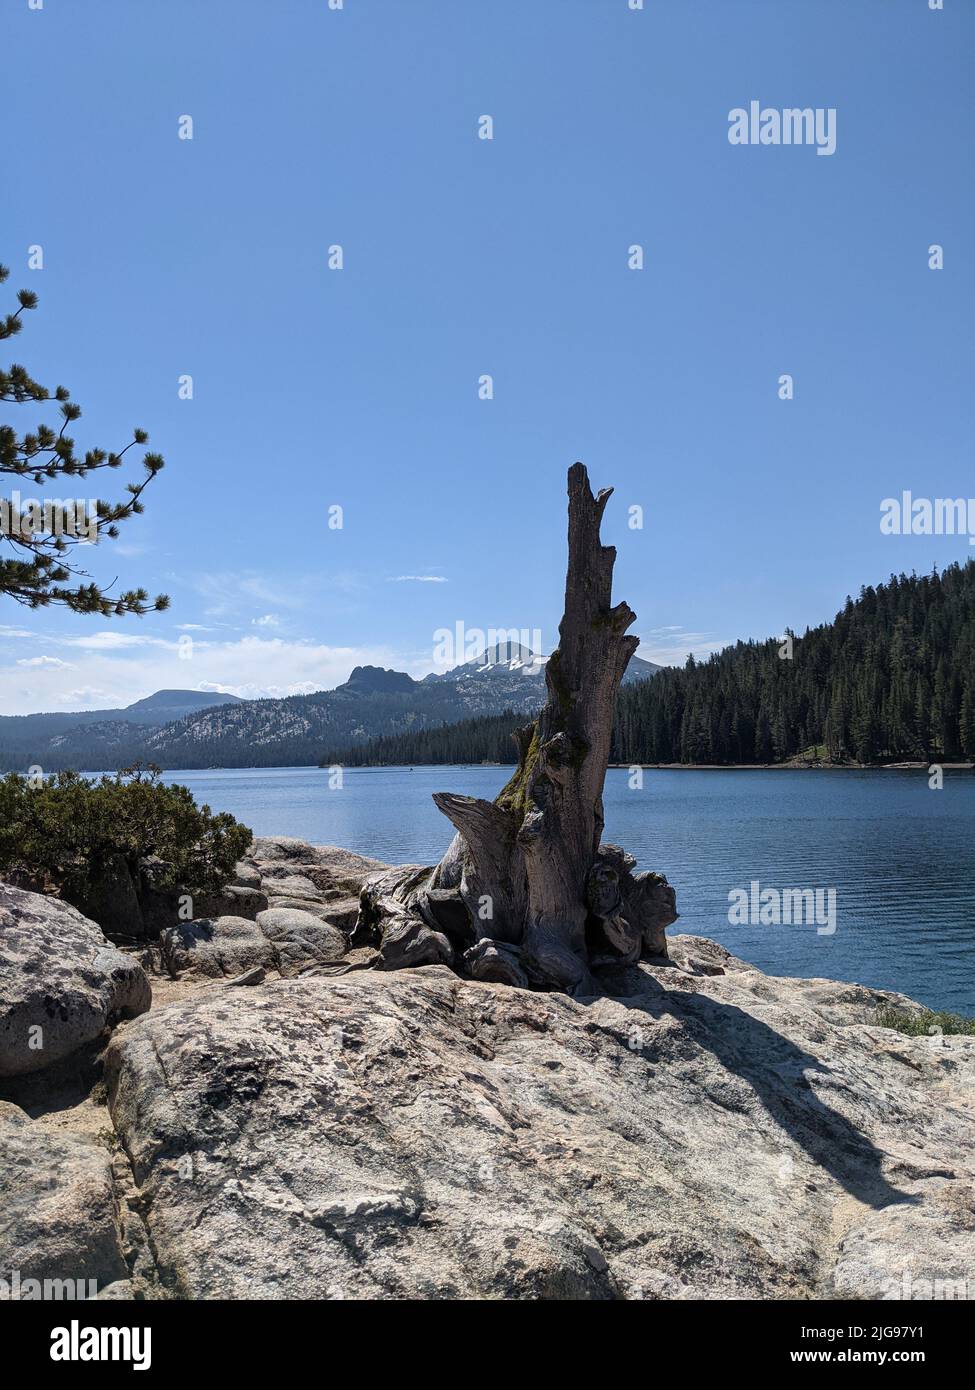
{"left": 1, "top": 0, "right": 972, "bottom": 714}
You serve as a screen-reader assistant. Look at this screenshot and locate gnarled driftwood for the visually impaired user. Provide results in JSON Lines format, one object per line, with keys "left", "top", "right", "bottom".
{"left": 352, "top": 463, "right": 677, "bottom": 993}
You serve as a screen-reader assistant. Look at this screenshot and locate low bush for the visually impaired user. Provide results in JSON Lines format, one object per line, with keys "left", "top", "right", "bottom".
{"left": 874, "top": 1005, "right": 975, "bottom": 1037}
{"left": 0, "top": 764, "right": 251, "bottom": 924}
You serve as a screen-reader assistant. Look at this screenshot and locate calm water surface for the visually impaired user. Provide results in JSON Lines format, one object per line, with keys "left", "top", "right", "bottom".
{"left": 164, "top": 765, "right": 975, "bottom": 1014}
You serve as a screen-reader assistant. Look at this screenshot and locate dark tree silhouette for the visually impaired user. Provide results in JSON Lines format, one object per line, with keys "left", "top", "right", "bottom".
{"left": 0, "top": 263, "right": 168, "bottom": 615}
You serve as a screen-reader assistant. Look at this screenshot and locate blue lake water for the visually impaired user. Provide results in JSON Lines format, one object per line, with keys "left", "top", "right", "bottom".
{"left": 163, "top": 765, "right": 975, "bottom": 1014}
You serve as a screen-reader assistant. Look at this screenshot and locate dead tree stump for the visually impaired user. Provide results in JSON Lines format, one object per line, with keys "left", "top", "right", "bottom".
{"left": 353, "top": 463, "right": 677, "bottom": 993}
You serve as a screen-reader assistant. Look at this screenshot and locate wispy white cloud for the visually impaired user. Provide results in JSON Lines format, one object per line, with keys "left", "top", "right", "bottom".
{"left": 16, "top": 656, "right": 72, "bottom": 669}
{"left": 387, "top": 575, "right": 448, "bottom": 584}
{"left": 59, "top": 631, "right": 172, "bottom": 651}
{"left": 251, "top": 614, "right": 281, "bottom": 628}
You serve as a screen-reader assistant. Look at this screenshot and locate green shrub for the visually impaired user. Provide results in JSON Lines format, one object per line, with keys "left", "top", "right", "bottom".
{"left": 0, "top": 763, "right": 251, "bottom": 906}
{"left": 874, "top": 1005, "right": 975, "bottom": 1037}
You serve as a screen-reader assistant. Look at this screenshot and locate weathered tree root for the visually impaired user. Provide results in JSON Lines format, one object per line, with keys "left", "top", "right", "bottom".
{"left": 351, "top": 463, "right": 678, "bottom": 994}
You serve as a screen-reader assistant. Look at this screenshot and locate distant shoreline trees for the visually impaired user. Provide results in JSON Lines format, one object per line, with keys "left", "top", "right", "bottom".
{"left": 321, "top": 710, "right": 524, "bottom": 768}
{"left": 613, "top": 561, "right": 975, "bottom": 766}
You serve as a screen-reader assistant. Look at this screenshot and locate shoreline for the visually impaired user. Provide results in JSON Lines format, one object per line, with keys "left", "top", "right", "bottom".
{"left": 318, "top": 760, "right": 975, "bottom": 773}
{"left": 9, "top": 760, "right": 973, "bottom": 777}
{"left": 609, "top": 760, "right": 975, "bottom": 772}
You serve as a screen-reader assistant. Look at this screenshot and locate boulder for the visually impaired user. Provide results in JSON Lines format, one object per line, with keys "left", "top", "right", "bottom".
{"left": 244, "top": 841, "right": 391, "bottom": 940}
{"left": 256, "top": 907, "right": 347, "bottom": 977}
{"left": 0, "top": 884, "right": 151, "bottom": 1077}
{"left": 249, "top": 837, "right": 387, "bottom": 884}
{"left": 259, "top": 872, "right": 323, "bottom": 901}
{"left": 259, "top": 896, "right": 338, "bottom": 924}
{"left": 0, "top": 1101, "right": 129, "bottom": 1294}
{"left": 197, "top": 884, "right": 269, "bottom": 920}
{"left": 315, "top": 894, "right": 364, "bottom": 933}
{"left": 94, "top": 1280, "right": 139, "bottom": 1300}
{"left": 222, "top": 885, "right": 269, "bottom": 917}
{"left": 159, "top": 915, "right": 275, "bottom": 981}
{"left": 248, "top": 835, "right": 320, "bottom": 865}
{"left": 249, "top": 838, "right": 388, "bottom": 895}
{"left": 102, "top": 938, "right": 975, "bottom": 1300}
{"left": 141, "top": 884, "right": 271, "bottom": 937}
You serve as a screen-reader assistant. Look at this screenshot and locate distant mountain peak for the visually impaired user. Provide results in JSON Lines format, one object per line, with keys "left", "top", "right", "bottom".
{"left": 125, "top": 688, "right": 242, "bottom": 712}
{"left": 429, "top": 642, "right": 546, "bottom": 683}
{"left": 122, "top": 689, "right": 243, "bottom": 722}
{"left": 467, "top": 641, "right": 538, "bottom": 667}
{"left": 338, "top": 666, "right": 417, "bottom": 695}
{"left": 433, "top": 644, "right": 659, "bottom": 684}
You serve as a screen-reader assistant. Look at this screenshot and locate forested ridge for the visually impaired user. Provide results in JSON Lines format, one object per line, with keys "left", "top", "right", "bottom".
{"left": 321, "top": 710, "right": 524, "bottom": 767}
{"left": 324, "top": 562, "right": 975, "bottom": 767}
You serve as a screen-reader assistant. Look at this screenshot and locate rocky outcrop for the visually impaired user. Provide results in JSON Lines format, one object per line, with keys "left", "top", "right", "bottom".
{"left": 248, "top": 836, "right": 386, "bottom": 879}
{"left": 139, "top": 862, "right": 269, "bottom": 938}
{"left": 159, "top": 907, "right": 349, "bottom": 983}
{"left": 243, "top": 837, "right": 388, "bottom": 937}
{"left": 152, "top": 840, "right": 387, "bottom": 985}
{"left": 98, "top": 938, "right": 975, "bottom": 1301}
{"left": 48, "top": 838, "right": 378, "bottom": 949}
{"left": 0, "top": 1101, "right": 131, "bottom": 1295}
{"left": 155, "top": 842, "right": 377, "bottom": 985}
{"left": 0, "top": 885, "right": 151, "bottom": 1077}
{"left": 4, "top": 867, "right": 973, "bottom": 1302}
